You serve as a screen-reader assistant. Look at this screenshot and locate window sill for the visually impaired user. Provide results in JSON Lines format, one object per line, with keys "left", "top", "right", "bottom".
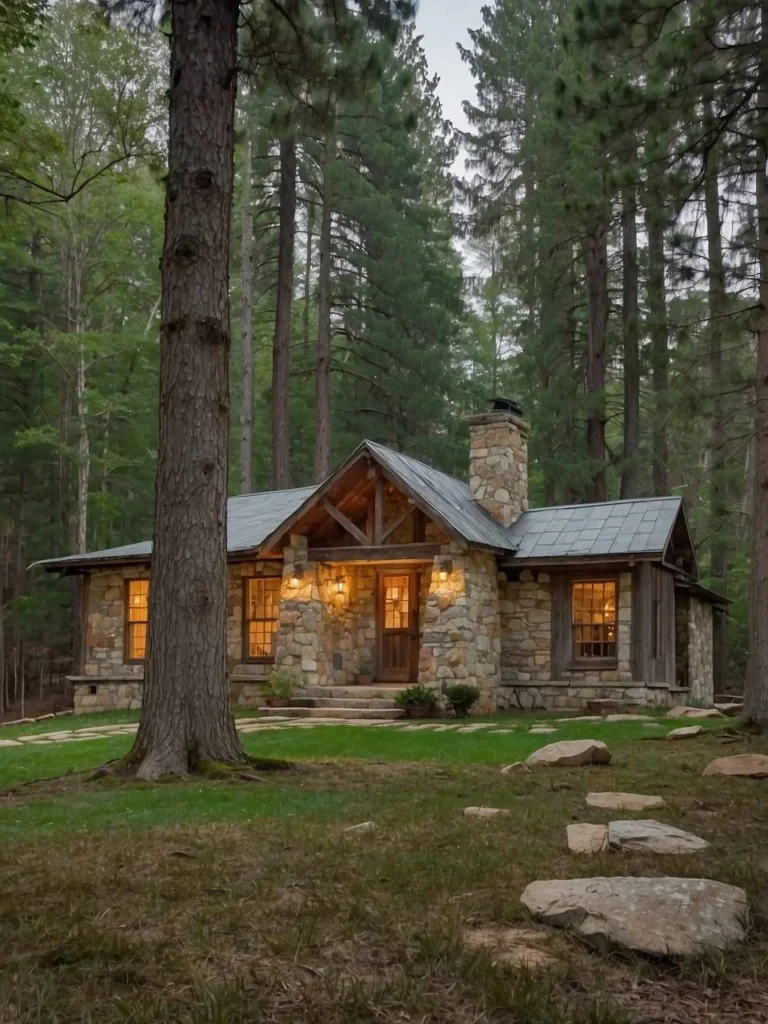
{"left": 242, "top": 657, "right": 276, "bottom": 665}
{"left": 567, "top": 661, "right": 619, "bottom": 672}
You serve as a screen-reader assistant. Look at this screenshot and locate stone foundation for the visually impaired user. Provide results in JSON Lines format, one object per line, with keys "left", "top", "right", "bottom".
{"left": 497, "top": 679, "right": 675, "bottom": 712}
{"left": 73, "top": 679, "right": 144, "bottom": 713}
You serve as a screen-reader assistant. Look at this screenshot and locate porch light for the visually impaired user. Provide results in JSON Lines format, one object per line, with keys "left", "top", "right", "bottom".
{"left": 335, "top": 576, "right": 345, "bottom": 594}
{"left": 438, "top": 558, "right": 452, "bottom": 582}
{"left": 289, "top": 575, "right": 300, "bottom": 589}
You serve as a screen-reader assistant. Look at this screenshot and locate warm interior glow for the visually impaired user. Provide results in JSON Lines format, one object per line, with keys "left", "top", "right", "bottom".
{"left": 383, "top": 575, "right": 410, "bottom": 630}
{"left": 572, "top": 580, "right": 617, "bottom": 659}
{"left": 335, "top": 576, "right": 345, "bottom": 594}
{"left": 126, "top": 579, "right": 149, "bottom": 660}
{"left": 246, "top": 577, "right": 281, "bottom": 659}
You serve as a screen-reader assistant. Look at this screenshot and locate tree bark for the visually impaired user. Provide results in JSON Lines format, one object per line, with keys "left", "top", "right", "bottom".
{"left": 620, "top": 172, "right": 640, "bottom": 499}
{"left": 303, "top": 195, "right": 314, "bottom": 354}
{"left": 314, "top": 114, "right": 335, "bottom": 484}
{"left": 239, "top": 122, "right": 254, "bottom": 494}
{"left": 646, "top": 204, "right": 669, "bottom": 495}
{"left": 744, "top": 0, "right": 768, "bottom": 725}
{"left": 271, "top": 136, "right": 296, "bottom": 490}
{"left": 704, "top": 108, "right": 729, "bottom": 693}
{"left": 130, "top": 0, "right": 244, "bottom": 778}
{"left": 583, "top": 216, "right": 608, "bottom": 502}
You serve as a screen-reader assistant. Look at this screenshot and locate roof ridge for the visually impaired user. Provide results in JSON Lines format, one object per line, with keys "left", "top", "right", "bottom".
{"left": 229, "top": 484, "right": 317, "bottom": 500}
{"left": 363, "top": 439, "right": 467, "bottom": 486}
{"left": 518, "top": 494, "right": 682, "bottom": 515}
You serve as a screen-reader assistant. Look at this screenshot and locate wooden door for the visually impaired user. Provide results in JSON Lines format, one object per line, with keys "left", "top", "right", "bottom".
{"left": 377, "top": 570, "right": 418, "bottom": 682}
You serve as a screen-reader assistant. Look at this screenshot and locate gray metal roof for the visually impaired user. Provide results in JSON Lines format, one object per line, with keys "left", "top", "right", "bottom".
{"left": 34, "top": 486, "right": 317, "bottom": 570}
{"left": 364, "top": 441, "right": 517, "bottom": 552}
{"left": 504, "top": 496, "right": 683, "bottom": 560}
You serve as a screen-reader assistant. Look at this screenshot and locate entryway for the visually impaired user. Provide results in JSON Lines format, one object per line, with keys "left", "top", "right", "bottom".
{"left": 376, "top": 570, "right": 419, "bottom": 682}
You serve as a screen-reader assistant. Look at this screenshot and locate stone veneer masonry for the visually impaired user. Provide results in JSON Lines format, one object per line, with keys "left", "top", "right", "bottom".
{"left": 688, "top": 595, "right": 714, "bottom": 706}
{"left": 466, "top": 410, "right": 529, "bottom": 527}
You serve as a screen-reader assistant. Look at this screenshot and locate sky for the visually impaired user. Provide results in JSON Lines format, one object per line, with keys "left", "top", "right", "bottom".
{"left": 414, "top": 0, "right": 485, "bottom": 141}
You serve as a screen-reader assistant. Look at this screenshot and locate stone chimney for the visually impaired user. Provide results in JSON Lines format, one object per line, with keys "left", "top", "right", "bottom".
{"left": 467, "top": 398, "right": 529, "bottom": 527}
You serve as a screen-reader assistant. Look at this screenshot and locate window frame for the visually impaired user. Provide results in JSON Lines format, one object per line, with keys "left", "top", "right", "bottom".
{"left": 123, "top": 578, "right": 149, "bottom": 664}
{"left": 242, "top": 573, "right": 282, "bottom": 663}
{"left": 568, "top": 576, "right": 619, "bottom": 668}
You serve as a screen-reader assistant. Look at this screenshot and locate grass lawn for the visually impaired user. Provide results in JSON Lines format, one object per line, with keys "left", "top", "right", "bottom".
{"left": 0, "top": 712, "right": 765, "bottom": 1023}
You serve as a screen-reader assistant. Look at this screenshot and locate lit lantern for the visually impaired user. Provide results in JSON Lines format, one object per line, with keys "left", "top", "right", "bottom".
{"left": 438, "top": 558, "right": 452, "bottom": 582}
{"left": 335, "top": 576, "right": 345, "bottom": 594}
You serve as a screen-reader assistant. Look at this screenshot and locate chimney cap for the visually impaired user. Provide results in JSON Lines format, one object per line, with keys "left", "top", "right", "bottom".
{"left": 492, "top": 396, "right": 524, "bottom": 417}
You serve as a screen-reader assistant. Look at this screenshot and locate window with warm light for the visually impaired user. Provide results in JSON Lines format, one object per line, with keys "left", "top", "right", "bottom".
{"left": 125, "top": 579, "right": 149, "bottom": 661}
{"left": 384, "top": 575, "right": 410, "bottom": 630}
{"left": 571, "top": 580, "right": 617, "bottom": 661}
{"left": 245, "top": 576, "right": 281, "bottom": 659}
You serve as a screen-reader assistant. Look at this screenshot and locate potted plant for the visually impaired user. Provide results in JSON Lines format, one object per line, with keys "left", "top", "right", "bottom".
{"left": 261, "top": 670, "right": 294, "bottom": 708}
{"left": 443, "top": 683, "right": 480, "bottom": 719}
{"left": 395, "top": 684, "right": 439, "bottom": 719}
{"left": 355, "top": 664, "right": 374, "bottom": 686}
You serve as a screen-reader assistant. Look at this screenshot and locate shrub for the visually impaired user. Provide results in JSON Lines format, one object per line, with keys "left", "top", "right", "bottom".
{"left": 443, "top": 683, "right": 480, "bottom": 717}
{"left": 394, "top": 684, "right": 439, "bottom": 710}
{"left": 262, "top": 670, "right": 295, "bottom": 700}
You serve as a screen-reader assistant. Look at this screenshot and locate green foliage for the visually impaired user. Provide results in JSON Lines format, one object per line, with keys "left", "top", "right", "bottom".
{"left": 262, "top": 671, "right": 295, "bottom": 700}
{"left": 442, "top": 683, "right": 480, "bottom": 717}
{"left": 394, "top": 684, "right": 439, "bottom": 710}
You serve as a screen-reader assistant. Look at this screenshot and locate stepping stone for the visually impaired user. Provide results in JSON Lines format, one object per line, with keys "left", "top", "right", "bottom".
{"left": 666, "top": 726, "right": 703, "bottom": 740}
{"left": 714, "top": 702, "right": 743, "bottom": 717}
{"left": 401, "top": 724, "right": 434, "bottom": 731}
{"left": 529, "top": 727, "right": 557, "bottom": 734}
{"left": 457, "top": 724, "right": 493, "bottom": 733}
{"left": 604, "top": 713, "right": 653, "bottom": 722}
{"left": 0, "top": 739, "right": 21, "bottom": 747}
{"left": 607, "top": 819, "right": 709, "bottom": 854}
{"left": 566, "top": 823, "right": 608, "bottom": 854}
{"left": 464, "top": 926, "right": 557, "bottom": 969}
{"left": 463, "top": 806, "right": 511, "bottom": 818}
{"left": 526, "top": 739, "right": 611, "bottom": 769}
{"left": 556, "top": 716, "right": 602, "bottom": 723}
{"left": 586, "top": 792, "right": 664, "bottom": 812}
{"left": 344, "top": 821, "right": 377, "bottom": 834}
{"left": 520, "top": 876, "right": 748, "bottom": 957}
{"left": 488, "top": 728, "right": 515, "bottom": 734}
{"left": 703, "top": 753, "right": 768, "bottom": 778}
{"left": 432, "top": 724, "right": 461, "bottom": 732}
{"left": 500, "top": 762, "right": 532, "bottom": 776}
{"left": 642, "top": 722, "right": 663, "bottom": 729}
{"left": 667, "top": 706, "right": 725, "bottom": 719}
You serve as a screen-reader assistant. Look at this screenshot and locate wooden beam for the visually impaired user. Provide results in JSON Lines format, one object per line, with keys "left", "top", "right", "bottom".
{"left": 309, "top": 543, "right": 440, "bottom": 563}
{"left": 380, "top": 503, "right": 414, "bottom": 543}
{"left": 322, "top": 500, "right": 368, "bottom": 545}
{"left": 374, "top": 475, "right": 385, "bottom": 544}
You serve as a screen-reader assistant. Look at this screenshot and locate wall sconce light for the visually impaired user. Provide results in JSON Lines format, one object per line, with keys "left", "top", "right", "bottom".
{"left": 438, "top": 558, "right": 452, "bottom": 582}
{"left": 335, "top": 576, "right": 345, "bottom": 594}
{"left": 289, "top": 574, "right": 300, "bottom": 589}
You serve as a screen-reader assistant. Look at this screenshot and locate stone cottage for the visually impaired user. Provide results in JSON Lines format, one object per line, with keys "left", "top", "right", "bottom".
{"left": 38, "top": 399, "right": 724, "bottom": 715}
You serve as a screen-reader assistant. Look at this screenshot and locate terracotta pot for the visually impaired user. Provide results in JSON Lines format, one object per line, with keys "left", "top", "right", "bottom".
{"left": 355, "top": 674, "right": 374, "bottom": 686}
{"left": 405, "top": 704, "right": 434, "bottom": 719}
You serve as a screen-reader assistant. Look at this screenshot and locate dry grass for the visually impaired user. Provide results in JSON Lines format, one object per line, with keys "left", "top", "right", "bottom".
{"left": 0, "top": 726, "right": 767, "bottom": 1022}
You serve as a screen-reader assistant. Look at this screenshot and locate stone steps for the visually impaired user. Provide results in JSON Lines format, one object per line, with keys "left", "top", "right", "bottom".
{"left": 261, "top": 705, "right": 404, "bottom": 720}
{"left": 302, "top": 685, "right": 414, "bottom": 700}
{"left": 291, "top": 696, "right": 399, "bottom": 710}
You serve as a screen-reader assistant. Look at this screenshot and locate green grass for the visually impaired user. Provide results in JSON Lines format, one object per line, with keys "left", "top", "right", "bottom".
{"left": 0, "top": 715, "right": 765, "bottom": 1023}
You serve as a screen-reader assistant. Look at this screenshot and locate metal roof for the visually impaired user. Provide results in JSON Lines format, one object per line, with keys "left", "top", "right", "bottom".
{"left": 504, "top": 496, "right": 683, "bottom": 561}
{"left": 363, "top": 441, "right": 517, "bottom": 552}
{"left": 33, "top": 486, "right": 317, "bottom": 571}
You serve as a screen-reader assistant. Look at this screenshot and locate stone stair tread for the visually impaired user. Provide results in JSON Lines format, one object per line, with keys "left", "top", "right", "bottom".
{"left": 291, "top": 696, "right": 397, "bottom": 709}
{"left": 261, "top": 706, "right": 404, "bottom": 720}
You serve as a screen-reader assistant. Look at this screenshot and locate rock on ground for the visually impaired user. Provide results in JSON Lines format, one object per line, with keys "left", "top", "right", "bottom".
{"left": 604, "top": 713, "right": 653, "bottom": 722}
{"left": 464, "top": 926, "right": 557, "bottom": 968}
{"left": 566, "top": 823, "right": 608, "bottom": 854}
{"left": 714, "top": 702, "right": 744, "bottom": 717}
{"left": 703, "top": 753, "right": 768, "bottom": 778}
{"left": 586, "top": 792, "right": 665, "bottom": 811}
{"left": 666, "top": 726, "right": 703, "bottom": 740}
{"left": 463, "top": 806, "right": 511, "bottom": 818}
{"left": 529, "top": 727, "right": 558, "bottom": 734}
{"left": 607, "top": 819, "right": 709, "bottom": 855}
{"left": 500, "top": 762, "right": 532, "bottom": 775}
{"left": 668, "top": 706, "right": 725, "bottom": 719}
{"left": 520, "top": 876, "right": 748, "bottom": 957}
{"left": 525, "top": 739, "right": 612, "bottom": 769}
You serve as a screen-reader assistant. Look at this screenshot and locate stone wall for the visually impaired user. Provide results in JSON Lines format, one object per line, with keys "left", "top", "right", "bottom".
{"left": 688, "top": 596, "right": 714, "bottom": 705}
{"left": 500, "top": 570, "right": 552, "bottom": 683}
{"left": 83, "top": 566, "right": 150, "bottom": 677}
{"left": 74, "top": 679, "right": 144, "bottom": 714}
{"left": 466, "top": 410, "right": 529, "bottom": 527}
{"left": 418, "top": 544, "right": 501, "bottom": 710}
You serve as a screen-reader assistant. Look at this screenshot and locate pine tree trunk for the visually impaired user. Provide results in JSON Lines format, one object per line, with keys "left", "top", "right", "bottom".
{"left": 583, "top": 217, "right": 608, "bottom": 502}
{"left": 272, "top": 136, "right": 296, "bottom": 490}
{"left": 303, "top": 198, "right": 314, "bottom": 354}
{"left": 239, "top": 124, "right": 254, "bottom": 494}
{"left": 620, "top": 173, "right": 640, "bottom": 499}
{"left": 314, "top": 116, "right": 335, "bottom": 484}
{"left": 704, "top": 110, "right": 729, "bottom": 692}
{"left": 744, "top": 0, "right": 768, "bottom": 726}
{"left": 646, "top": 205, "right": 669, "bottom": 495}
{"left": 130, "top": 0, "right": 243, "bottom": 778}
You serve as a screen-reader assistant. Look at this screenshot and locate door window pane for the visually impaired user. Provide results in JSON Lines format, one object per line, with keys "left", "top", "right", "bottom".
{"left": 383, "top": 575, "right": 409, "bottom": 630}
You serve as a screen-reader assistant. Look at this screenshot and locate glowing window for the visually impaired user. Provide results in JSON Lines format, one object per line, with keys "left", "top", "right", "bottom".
{"left": 126, "top": 579, "right": 149, "bottom": 661}
{"left": 245, "top": 577, "right": 281, "bottom": 659}
{"left": 571, "top": 580, "right": 617, "bottom": 660}
{"left": 383, "top": 575, "right": 410, "bottom": 630}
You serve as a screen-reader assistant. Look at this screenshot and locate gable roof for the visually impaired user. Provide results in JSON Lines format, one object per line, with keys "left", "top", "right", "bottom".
{"left": 504, "top": 496, "right": 685, "bottom": 562}
{"left": 33, "top": 485, "right": 317, "bottom": 572}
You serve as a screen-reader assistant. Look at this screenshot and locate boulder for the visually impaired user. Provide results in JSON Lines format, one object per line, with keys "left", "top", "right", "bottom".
{"left": 520, "top": 876, "right": 748, "bottom": 957}
{"left": 714, "top": 702, "right": 744, "bottom": 718}
{"left": 607, "top": 819, "right": 709, "bottom": 854}
{"left": 525, "top": 739, "right": 612, "bottom": 769}
{"left": 586, "top": 792, "right": 665, "bottom": 812}
{"left": 667, "top": 706, "right": 725, "bottom": 719}
{"left": 703, "top": 753, "right": 768, "bottom": 778}
{"left": 666, "top": 726, "right": 703, "bottom": 741}
{"left": 566, "top": 823, "right": 608, "bottom": 854}
{"left": 500, "top": 762, "right": 532, "bottom": 776}
{"left": 463, "top": 806, "right": 511, "bottom": 818}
